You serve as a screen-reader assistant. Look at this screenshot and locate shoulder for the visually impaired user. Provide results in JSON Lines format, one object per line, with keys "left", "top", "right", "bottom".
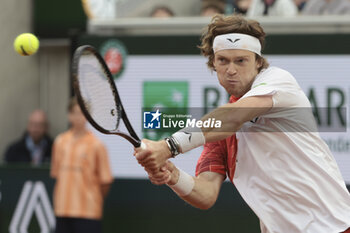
{"left": 42, "top": 134, "right": 53, "bottom": 148}
{"left": 6, "top": 138, "right": 25, "bottom": 148}
{"left": 259, "top": 66, "right": 293, "bottom": 77}
{"left": 85, "top": 131, "right": 105, "bottom": 148}
{"left": 85, "top": 133, "right": 108, "bottom": 157}
{"left": 255, "top": 66, "right": 297, "bottom": 85}
{"left": 4, "top": 136, "right": 29, "bottom": 161}
{"left": 44, "top": 134, "right": 53, "bottom": 143}
{"left": 242, "top": 66, "right": 303, "bottom": 105}
{"left": 5, "top": 135, "right": 27, "bottom": 151}
{"left": 54, "top": 131, "right": 71, "bottom": 144}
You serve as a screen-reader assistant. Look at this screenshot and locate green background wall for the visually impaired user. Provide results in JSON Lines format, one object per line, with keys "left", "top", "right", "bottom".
{"left": 0, "top": 166, "right": 258, "bottom": 233}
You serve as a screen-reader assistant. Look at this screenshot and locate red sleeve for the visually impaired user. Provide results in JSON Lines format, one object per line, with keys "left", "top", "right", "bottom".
{"left": 195, "top": 95, "right": 238, "bottom": 179}
{"left": 195, "top": 140, "right": 227, "bottom": 178}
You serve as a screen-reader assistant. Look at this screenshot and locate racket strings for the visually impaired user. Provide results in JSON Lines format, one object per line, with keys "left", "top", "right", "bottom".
{"left": 78, "top": 54, "right": 121, "bottom": 131}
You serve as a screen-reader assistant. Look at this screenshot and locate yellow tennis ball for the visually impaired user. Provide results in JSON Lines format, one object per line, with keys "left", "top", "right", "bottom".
{"left": 13, "top": 33, "right": 40, "bottom": 56}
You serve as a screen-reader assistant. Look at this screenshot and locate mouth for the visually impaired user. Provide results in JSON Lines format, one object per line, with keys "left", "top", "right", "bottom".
{"left": 227, "top": 80, "right": 238, "bottom": 85}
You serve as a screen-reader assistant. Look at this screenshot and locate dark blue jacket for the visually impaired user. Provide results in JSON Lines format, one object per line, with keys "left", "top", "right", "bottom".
{"left": 4, "top": 132, "right": 53, "bottom": 164}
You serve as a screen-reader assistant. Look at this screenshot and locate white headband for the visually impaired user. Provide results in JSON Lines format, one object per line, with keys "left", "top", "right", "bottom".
{"left": 213, "top": 33, "right": 261, "bottom": 56}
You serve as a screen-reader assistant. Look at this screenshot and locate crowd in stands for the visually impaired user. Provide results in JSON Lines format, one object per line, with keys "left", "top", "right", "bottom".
{"left": 148, "top": 0, "right": 350, "bottom": 17}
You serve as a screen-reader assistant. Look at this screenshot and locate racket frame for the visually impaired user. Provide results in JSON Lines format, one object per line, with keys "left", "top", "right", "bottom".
{"left": 72, "top": 45, "right": 141, "bottom": 147}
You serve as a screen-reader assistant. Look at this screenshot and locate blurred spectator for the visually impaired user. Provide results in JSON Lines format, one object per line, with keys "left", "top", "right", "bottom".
{"left": 233, "top": 0, "right": 253, "bottom": 14}
{"left": 116, "top": 0, "right": 201, "bottom": 17}
{"left": 51, "top": 97, "right": 113, "bottom": 233}
{"left": 150, "top": 5, "right": 175, "bottom": 17}
{"left": 302, "top": 0, "right": 350, "bottom": 15}
{"left": 294, "top": 0, "right": 308, "bottom": 11}
{"left": 201, "top": 0, "right": 226, "bottom": 16}
{"left": 3, "top": 110, "right": 53, "bottom": 165}
{"left": 247, "top": 0, "right": 298, "bottom": 16}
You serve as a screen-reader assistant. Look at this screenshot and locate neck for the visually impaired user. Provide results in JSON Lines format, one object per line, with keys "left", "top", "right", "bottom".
{"left": 32, "top": 138, "right": 42, "bottom": 145}
{"left": 28, "top": 135, "right": 43, "bottom": 145}
{"left": 71, "top": 127, "right": 88, "bottom": 137}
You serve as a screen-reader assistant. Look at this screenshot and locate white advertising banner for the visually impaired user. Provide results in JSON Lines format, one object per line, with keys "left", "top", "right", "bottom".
{"left": 91, "top": 55, "right": 350, "bottom": 184}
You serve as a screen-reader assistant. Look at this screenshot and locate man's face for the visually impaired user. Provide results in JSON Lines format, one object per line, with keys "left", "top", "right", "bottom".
{"left": 68, "top": 105, "right": 87, "bottom": 129}
{"left": 27, "top": 111, "right": 47, "bottom": 143}
{"left": 213, "top": 49, "right": 260, "bottom": 98}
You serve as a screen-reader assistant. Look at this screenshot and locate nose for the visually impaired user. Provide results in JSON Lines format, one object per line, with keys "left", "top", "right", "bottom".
{"left": 226, "top": 62, "right": 236, "bottom": 75}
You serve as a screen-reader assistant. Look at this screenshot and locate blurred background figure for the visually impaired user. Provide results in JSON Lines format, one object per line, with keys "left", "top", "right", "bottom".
{"left": 246, "top": 0, "right": 298, "bottom": 16}
{"left": 301, "top": 0, "right": 350, "bottom": 15}
{"left": 50, "top": 97, "right": 113, "bottom": 233}
{"left": 232, "top": 0, "right": 253, "bottom": 14}
{"left": 3, "top": 109, "right": 53, "bottom": 165}
{"left": 150, "top": 5, "right": 175, "bottom": 17}
{"left": 294, "top": 0, "right": 308, "bottom": 12}
{"left": 116, "top": 0, "right": 201, "bottom": 17}
{"left": 200, "top": 0, "right": 226, "bottom": 16}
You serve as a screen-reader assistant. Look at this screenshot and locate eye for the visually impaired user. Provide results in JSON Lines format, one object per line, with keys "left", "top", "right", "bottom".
{"left": 235, "top": 58, "right": 247, "bottom": 65}
{"left": 217, "top": 57, "right": 227, "bottom": 64}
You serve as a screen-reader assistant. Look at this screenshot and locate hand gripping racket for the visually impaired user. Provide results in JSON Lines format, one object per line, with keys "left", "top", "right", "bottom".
{"left": 72, "top": 45, "right": 144, "bottom": 148}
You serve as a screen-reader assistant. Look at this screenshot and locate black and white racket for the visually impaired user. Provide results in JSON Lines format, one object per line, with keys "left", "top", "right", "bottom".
{"left": 71, "top": 45, "right": 144, "bottom": 148}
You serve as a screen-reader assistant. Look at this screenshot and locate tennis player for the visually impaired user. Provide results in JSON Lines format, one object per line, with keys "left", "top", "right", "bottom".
{"left": 135, "top": 15, "right": 350, "bottom": 233}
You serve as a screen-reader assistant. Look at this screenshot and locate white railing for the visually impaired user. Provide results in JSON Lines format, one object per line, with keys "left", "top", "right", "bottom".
{"left": 88, "top": 16, "right": 350, "bottom": 36}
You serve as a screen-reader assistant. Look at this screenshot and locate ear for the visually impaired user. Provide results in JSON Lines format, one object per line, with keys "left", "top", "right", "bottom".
{"left": 255, "top": 56, "right": 263, "bottom": 70}
{"left": 212, "top": 64, "right": 217, "bottom": 72}
{"left": 212, "top": 59, "right": 217, "bottom": 71}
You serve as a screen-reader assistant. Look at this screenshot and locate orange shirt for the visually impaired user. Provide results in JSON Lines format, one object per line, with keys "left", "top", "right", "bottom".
{"left": 50, "top": 130, "right": 113, "bottom": 220}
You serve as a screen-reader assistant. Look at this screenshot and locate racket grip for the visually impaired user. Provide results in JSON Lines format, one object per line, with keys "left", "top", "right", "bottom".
{"left": 140, "top": 141, "right": 147, "bottom": 149}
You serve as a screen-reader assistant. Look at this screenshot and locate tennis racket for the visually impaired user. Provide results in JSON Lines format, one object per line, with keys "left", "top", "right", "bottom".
{"left": 71, "top": 45, "right": 144, "bottom": 148}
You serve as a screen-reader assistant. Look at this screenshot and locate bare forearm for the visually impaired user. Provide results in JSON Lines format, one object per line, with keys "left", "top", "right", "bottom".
{"left": 180, "top": 176, "right": 223, "bottom": 210}
{"left": 134, "top": 96, "right": 273, "bottom": 176}
{"left": 200, "top": 96, "right": 273, "bottom": 142}
{"left": 201, "top": 105, "right": 243, "bottom": 143}
{"left": 167, "top": 168, "right": 224, "bottom": 210}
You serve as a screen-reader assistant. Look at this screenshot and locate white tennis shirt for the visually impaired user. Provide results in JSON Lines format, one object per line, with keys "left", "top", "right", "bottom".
{"left": 234, "top": 67, "right": 350, "bottom": 233}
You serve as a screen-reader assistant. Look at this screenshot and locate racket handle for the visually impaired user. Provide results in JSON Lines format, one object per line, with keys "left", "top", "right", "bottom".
{"left": 140, "top": 141, "right": 147, "bottom": 149}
